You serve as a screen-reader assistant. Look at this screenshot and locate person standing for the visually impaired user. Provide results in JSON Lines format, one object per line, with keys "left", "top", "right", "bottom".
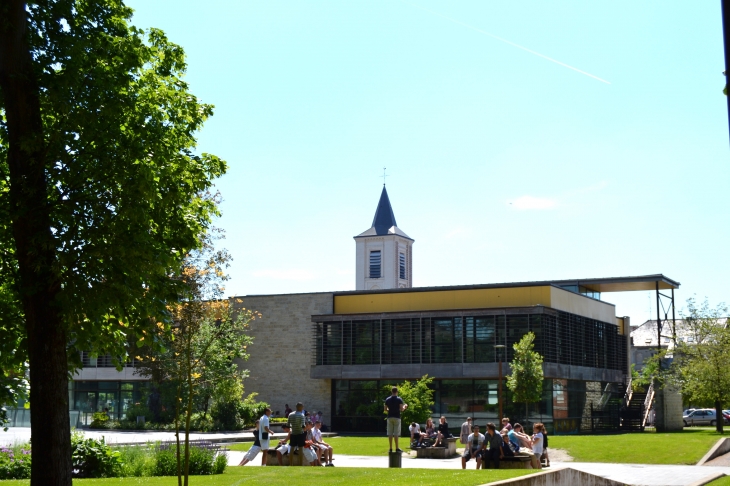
{"left": 460, "top": 417, "right": 472, "bottom": 445}
{"left": 384, "top": 386, "right": 408, "bottom": 453}
{"left": 259, "top": 407, "right": 274, "bottom": 466}
{"left": 284, "top": 404, "right": 292, "bottom": 417}
{"left": 483, "top": 422, "right": 503, "bottom": 469}
{"left": 288, "top": 402, "right": 307, "bottom": 466}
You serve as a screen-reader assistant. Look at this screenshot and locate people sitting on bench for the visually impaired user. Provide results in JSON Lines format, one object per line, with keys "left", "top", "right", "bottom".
{"left": 433, "top": 416, "right": 452, "bottom": 447}
{"left": 424, "top": 418, "right": 437, "bottom": 443}
{"left": 409, "top": 422, "right": 423, "bottom": 448}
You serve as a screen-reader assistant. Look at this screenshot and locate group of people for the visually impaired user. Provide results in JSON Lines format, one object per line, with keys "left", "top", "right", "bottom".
{"left": 237, "top": 402, "right": 336, "bottom": 467}
{"left": 458, "top": 417, "right": 548, "bottom": 470}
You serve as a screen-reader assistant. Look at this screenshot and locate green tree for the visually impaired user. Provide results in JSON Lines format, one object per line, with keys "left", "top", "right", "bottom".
{"left": 668, "top": 298, "right": 730, "bottom": 433}
{"left": 0, "top": 1, "right": 224, "bottom": 483}
{"left": 135, "top": 244, "right": 256, "bottom": 486}
{"left": 382, "top": 375, "right": 435, "bottom": 429}
{"left": 506, "top": 332, "right": 544, "bottom": 426}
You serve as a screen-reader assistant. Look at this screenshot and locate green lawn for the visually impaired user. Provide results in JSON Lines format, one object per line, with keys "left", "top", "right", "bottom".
{"left": 549, "top": 428, "right": 726, "bottom": 465}
{"left": 0, "top": 467, "right": 535, "bottom": 485}
{"left": 707, "top": 476, "right": 730, "bottom": 486}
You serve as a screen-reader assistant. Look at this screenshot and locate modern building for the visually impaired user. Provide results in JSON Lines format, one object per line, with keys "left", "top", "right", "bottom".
{"left": 235, "top": 188, "right": 680, "bottom": 434}
{"left": 62, "top": 187, "right": 681, "bottom": 434}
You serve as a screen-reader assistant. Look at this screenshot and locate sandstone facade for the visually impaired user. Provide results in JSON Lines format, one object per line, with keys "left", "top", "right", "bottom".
{"left": 235, "top": 292, "right": 333, "bottom": 424}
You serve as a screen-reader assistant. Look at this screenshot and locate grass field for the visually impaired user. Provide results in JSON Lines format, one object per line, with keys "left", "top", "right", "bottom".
{"left": 548, "top": 428, "right": 725, "bottom": 465}
{"left": 0, "top": 467, "right": 535, "bottom": 485}
{"left": 707, "top": 476, "right": 730, "bottom": 486}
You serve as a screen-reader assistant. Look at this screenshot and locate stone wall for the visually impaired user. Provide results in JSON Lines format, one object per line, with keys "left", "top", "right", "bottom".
{"left": 654, "top": 384, "right": 684, "bottom": 432}
{"left": 234, "top": 293, "right": 333, "bottom": 424}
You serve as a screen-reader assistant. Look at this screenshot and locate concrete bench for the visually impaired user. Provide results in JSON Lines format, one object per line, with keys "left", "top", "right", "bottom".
{"left": 264, "top": 448, "right": 316, "bottom": 466}
{"left": 416, "top": 437, "right": 458, "bottom": 458}
{"left": 500, "top": 454, "right": 533, "bottom": 469}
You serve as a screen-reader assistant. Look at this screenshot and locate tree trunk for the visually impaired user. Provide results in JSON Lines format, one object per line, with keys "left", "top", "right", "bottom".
{"left": 0, "top": 2, "right": 71, "bottom": 485}
{"left": 716, "top": 400, "right": 724, "bottom": 434}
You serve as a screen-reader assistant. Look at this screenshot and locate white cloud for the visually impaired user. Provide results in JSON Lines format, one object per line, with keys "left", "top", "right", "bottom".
{"left": 251, "top": 269, "right": 317, "bottom": 280}
{"left": 509, "top": 196, "right": 558, "bottom": 210}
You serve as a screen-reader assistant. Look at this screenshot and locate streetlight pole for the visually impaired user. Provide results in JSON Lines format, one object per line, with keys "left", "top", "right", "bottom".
{"left": 495, "top": 344, "right": 506, "bottom": 423}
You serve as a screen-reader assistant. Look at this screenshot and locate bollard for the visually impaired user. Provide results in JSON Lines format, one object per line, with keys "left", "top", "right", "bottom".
{"left": 388, "top": 451, "right": 402, "bottom": 468}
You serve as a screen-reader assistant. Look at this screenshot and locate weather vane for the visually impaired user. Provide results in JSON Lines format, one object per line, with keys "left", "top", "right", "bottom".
{"left": 381, "top": 167, "right": 388, "bottom": 186}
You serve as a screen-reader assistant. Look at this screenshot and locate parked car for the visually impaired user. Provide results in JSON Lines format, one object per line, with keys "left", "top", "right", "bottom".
{"left": 683, "top": 409, "right": 728, "bottom": 427}
{"left": 723, "top": 410, "right": 730, "bottom": 422}
{"left": 683, "top": 408, "right": 696, "bottom": 416}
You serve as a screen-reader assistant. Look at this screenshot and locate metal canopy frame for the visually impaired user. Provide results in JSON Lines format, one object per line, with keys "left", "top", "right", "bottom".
{"left": 655, "top": 283, "right": 677, "bottom": 354}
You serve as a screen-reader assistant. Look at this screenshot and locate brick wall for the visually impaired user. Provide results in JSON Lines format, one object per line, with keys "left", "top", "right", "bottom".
{"left": 234, "top": 293, "right": 334, "bottom": 424}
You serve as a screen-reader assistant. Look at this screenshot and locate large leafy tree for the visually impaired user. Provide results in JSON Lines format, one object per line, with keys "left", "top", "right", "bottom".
{"left": 506, "top": 332, "right": 544, "bottom": 426}
{"left": 0, "top": 1, "right": 225, "bottom": 483}
{"left": 669, "top": 298, "right": 730, "bottom": 433}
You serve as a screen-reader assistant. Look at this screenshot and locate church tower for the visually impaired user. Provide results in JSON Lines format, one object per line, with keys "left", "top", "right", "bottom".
{"left": 355, "top": 187, "right": 414, "bottom": 290}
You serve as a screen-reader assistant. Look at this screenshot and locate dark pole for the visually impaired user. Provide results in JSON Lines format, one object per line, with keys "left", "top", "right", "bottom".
{"left": 495, "top": 344, "right": 506, "bottom": 423}
{"left": 656, "top": 282, "right": 662, "bottom": 355}
{"left": 722, "top": 0, "right": 730, "bottom": 144}
{"left": 498, "top": 358, "right": 503, "bottom": 421}
{"left": 671, "top": 288, "right": 677, "bottom": 345}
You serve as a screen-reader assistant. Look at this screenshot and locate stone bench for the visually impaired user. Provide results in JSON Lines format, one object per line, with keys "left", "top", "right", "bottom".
{"left": 416, "top": 437, "right": 458, "bottom": 458}
{"left": 500, "top": 454, "right": 533, "bottom": 469}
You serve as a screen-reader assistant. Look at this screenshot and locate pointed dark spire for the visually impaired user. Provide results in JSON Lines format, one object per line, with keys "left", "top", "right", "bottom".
{"left": 371, "top": 186, "right": 397, "bottom": 235}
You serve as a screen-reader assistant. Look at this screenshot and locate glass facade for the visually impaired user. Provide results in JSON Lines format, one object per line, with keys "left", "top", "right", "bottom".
{"left": 332, "top": 378, "right": 623, "bottom": 435}
{"left": 70, "top": 381, "right": 148, "bottom": 424}
{"left": 316, "top": 311, "right": 627, "bottom": 372}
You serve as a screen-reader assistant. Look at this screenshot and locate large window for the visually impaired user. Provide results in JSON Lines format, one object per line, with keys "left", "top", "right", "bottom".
{"left": 316, "top": 311, "right": 627, "bottom": 372}
{"left": 369, "top": 251, "right": 381, "bottom": 278}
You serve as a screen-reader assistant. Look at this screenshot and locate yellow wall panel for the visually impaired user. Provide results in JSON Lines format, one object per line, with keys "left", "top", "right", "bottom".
{"left": 334, "top": 286, "right": 553, "bottom": 314}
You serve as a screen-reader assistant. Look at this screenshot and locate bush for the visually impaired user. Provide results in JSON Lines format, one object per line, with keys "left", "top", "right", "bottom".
{"left": 117, "top": 445, "right": 156, "bottom": 477}
{"left": 153, "top": 444, "right": 220, "bottom": 476}
{"left": 71, "top": 433, "right": 122, "bottom": 478}
{"left": 89, "top": 411, "right": 110, "bottom": 429}
{"left": 124, "top": 403, "right": 152, "bottom": 422}
{"left": 210, "top": 400, "right": 243, "bottom": 431}
{"left": 189, "top": 412, "right": 215, "bottom": 432}
{"left": 238, "top": 393, "right": 269, "bottom": 427}
{"left": 0, "top": 445, "right": 31, "bottom": 480}
{"left": 213, "top": 453, "right": 227, "bottom": 474}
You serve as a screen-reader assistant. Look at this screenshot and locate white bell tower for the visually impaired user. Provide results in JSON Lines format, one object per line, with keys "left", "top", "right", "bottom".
{"left": 355, "top": 187, "right": 414, "bottom": 290}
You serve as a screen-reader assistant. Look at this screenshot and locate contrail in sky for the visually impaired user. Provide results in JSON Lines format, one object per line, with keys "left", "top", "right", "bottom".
{"left": 402, "top": 1, "right": 611, "bottom": 85}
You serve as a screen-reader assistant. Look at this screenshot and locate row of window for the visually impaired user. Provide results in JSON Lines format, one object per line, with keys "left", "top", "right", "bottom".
{"left": 314, "top": 311, "right": 627, "bottom": 372}
{"left": 368, "top": 250, "right": 407, "bottom": 280}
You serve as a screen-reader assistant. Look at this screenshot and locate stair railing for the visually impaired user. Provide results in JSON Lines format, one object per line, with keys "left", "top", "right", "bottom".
{"left": 624, "top": 376, "right": 633, "bottom": 408}
{"left": 642, "top": 382, "right": 655, "bottom": 428}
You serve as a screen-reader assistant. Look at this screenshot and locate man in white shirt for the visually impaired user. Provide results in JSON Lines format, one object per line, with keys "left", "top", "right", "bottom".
{"left": 461, "top": 424, "right": 485, "bottom": 469}
{"left": 259, "top": 408, "right": 274, "bottom": 466}
{"left": 312, "top": 420, "right": 334, "bottom": 466}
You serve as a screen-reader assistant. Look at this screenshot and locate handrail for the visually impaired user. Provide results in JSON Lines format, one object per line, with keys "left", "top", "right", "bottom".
{"left": 624, "top": 376, "right": 633, "bottom": 408}
{"left": 642, "top": 382, "right": 655, "bottom": 427}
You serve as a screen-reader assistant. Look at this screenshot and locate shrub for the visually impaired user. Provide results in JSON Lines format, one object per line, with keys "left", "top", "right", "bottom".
{"left": 238, "top": 393, "right": 269, "bottom": 427}
{"left": 213, "top": 453, "right": 227, "bottom": 474}
{"left": 189, "top": 412, "right": 215, "bottom": 432}
{"left": 71, "top": 433, "right": 122, "bottom": 478}
{"left": 89, "top": 411, "right": 110, "bottom": 429}
{"left": 153, "top": 443, "right": 220, "bottom": 476}
{"left": 0, "top": 446, "right": 31, "bottom": 480}
{"left": 124, "top": 404, "right": 152, "bottom": 422}
{"left": 210, "top": 400, "right": 243, "bottom": 431}
{"left": 117, "top": 445, "right": 156, "bottom": 477}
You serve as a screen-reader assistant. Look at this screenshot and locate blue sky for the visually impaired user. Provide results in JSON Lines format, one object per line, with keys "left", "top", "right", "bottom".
{"left": 127, "top": 0, "right": 728, "bottom": 324}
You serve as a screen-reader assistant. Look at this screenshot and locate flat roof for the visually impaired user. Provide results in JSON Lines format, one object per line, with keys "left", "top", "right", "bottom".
{"left": 333, "top": 274, "right": 679, "bottom": 297}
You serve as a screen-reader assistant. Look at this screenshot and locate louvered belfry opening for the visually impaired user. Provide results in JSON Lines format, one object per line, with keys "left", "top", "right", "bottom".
{"left": 369, "top": 251, "right": 381, "bottom": 278}
{"left": 399, "top": 253, "right": 406, "bottom": 280}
